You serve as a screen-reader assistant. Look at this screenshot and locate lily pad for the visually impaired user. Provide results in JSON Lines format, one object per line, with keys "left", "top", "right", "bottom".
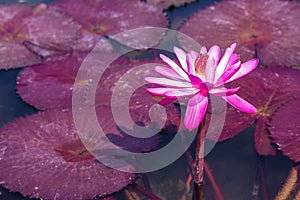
{"left": 51, "top": 0, "right": 168, "bottom": 49}
{"left": 206, "top": 67, "right": 300, "bottom": 155}
{"left": 16, "top": 52, "right": 89, "bottom": 110}
{"left": 51, "top": 0, "right": 167, "bottom": 35}
{"left": 94, "top": 58, "right": 181, "bottom": 149}
{"left": 269, "top": 99, "right": 300, "bottom": 162}
{"left": 0, "top": 109, "right": 135, "bottom": 200}
{"left": 22, "top": 4, "right": 81, "bottom": 55}
{"left": 0, "top": 3, "right": 81, "bottom": 69}
{"left": 0, "top": 5, "right": 41, "bottom": 69}
{"left": 178, "top": 0, "right": 300, "bottom": 66}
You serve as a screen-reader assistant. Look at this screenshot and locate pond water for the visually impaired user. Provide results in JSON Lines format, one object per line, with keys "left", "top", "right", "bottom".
{"left": 0, "top": 0, "right": 298, "bottom": 199}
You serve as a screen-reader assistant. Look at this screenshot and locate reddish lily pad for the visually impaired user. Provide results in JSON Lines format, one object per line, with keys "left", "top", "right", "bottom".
{"left": 22, "top": 4, "right": 81, "bottom": 55}
{"left": 51, "top": 0, "right": 167, "bottom": 35}
{"left": 269, "top": 99, "right": 300, "bottom": 162}
{"left": 179, "top": 0, "right": 300, "bottom": 66}
{"left": 95, "top": 58, "right": 181, "bottom": 147}
{"left": 0, "top": 4, "right": 81, "bottom": 69}
{"left": 147, "top": 0, "right": 197, "bottom": 9}
{"left": 0, "top": 109, "right": 135, "bottom": 200}
{"left": 0, "top": 5, "right": 41, "bottom": 69}
{"left": 205, "top": 106, "right": 256, "bottom": 142}
{"left": 51, "top": 0, "right": 168, "bottom": 49}
{"left": 16, "top": 52, "right": 88, "bottom": 110}
{"left": 206, "top": 67, "right": 300, "bottom": 155}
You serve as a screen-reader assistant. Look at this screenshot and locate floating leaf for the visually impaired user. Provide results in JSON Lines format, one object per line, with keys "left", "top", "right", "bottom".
{"left": 205, "top": 106, "right": 256, "bottom": 142}
{"left": 17, "top": 53, "right": 88, "bottom": 110}
{"left": 0, "top": 4, "right": 81, "bottom": 69}
{"left": 179, "top": 0, "right": 300, "bottom": 66}
{"left": 51, "top": 0, "right": 168, "bottom": 49}
{"left": 0, "top": 5, "right": 41, "bottom": 69}
{"left": 0, "top": 109, "right": 135, "bottom": 200}
{"left": 207, "top": 67, "right": 300, "bottom": 155}
{"left": 22, "top": 4, "right": 81, "bottom": 55}
{"left": 269, "top": 99, "right": 300, "bottom": 162}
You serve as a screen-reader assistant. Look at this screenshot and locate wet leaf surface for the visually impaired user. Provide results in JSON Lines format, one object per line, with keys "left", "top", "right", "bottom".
{"left": 269, "top": 99, "right": 300, "bottom": 162}
{"left": 0, "top": 109, "right": 135, "bottom": 200}
{"left": 179, "top": 0, "right": 300, "bottom": 66}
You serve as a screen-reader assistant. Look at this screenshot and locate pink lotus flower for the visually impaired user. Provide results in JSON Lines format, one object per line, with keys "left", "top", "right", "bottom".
{"left": 146, "top": 43, "right": 258, "bottom": 130}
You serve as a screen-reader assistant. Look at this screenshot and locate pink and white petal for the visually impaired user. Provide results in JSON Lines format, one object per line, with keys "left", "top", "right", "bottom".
{"left": 147, "top": 88, "right": 172, "bottom": 96}
{"left": 200, "top": 46, "right": 207, "bottom": 54}
{"left": 215, "top": 61, "right": 241, "bottom": 86}
{"left": 227, "top": 53, "right": 239, "bottom": 67}
{"left": 184, "top": 93, "right": 208, "bottom": 131}
{"left": 186, "top": 50, "right": 198, "bottom": 75}
{"left": 207, "top": 45, "right": 221, "bottom": 64}
{"left": 188, "top": 74, "right": 203, "bottom": 88}
{"left": 155, "top": 66, "right": 185, "bottom": 81}
{"left": 205, "top": 55, "right": 217, "bottom": 83}
{"left": 173, "top": 46, "right": 188, "bottom": 72}
{"left": 209, "top": 87, "right": 240, "bottom": 96}
{"left": 206, "top": 45, "right": 221, "bottom": 83}
{"left": 145, "top": 77, "right": 193, "bottom": 87}
{"left": 164, "top": 88, "right": 199, "bottom": 98}
{"left": 159, "top": 54, "right": 189, "bottom": 80}
{"left": 159, "top": 97, "right": 177, "bottom": 106}
{"left": 226, "top": 58, "right": 259, "bottom": 83}
{"left": 223, "top": 94, "right": 257, "bottom": 113}
{"left": 215, "top": 43, "right": 236, "bottom": 82}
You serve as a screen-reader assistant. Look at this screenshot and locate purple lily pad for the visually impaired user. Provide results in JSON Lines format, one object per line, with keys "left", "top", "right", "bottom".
{"left": 95, "top": 58, "right": 181, "bottom": 150}
{"left": 22, "top": 4, "right": 81, "bottom": 55}
{"left": 269, "top": 99, "right": 300, "bottom": 162}
{"left": 205, "top": 106, "right": 256, "bottom": 142}
{"left": 0, "top": 4, "right": 81, "bottom": 69}
{"left": 0, "top": 109, "right": 135, "bottom": 200}
{"left": 51, "top": 0, "right": 167, "bottom": 35}
{"left": 51, "top": 0, "right": 168, "bottom": 49}
{"left": 206, "top": 66, "right": 300, "bottom": 155}
{"left": 0, "top": 5, "right": 42, "bottom": 69}
{"left": 147, "top": 0, "right": 197, "bottom": 9}
{"left": 16, "top": 52, "right": 88, "bottom": 110}
{"left": 178, "top": 0, "right": 300, "bottom": 66}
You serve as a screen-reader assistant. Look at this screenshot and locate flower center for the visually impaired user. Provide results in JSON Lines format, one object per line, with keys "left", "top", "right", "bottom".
{"left": 194, "top": 54, "right": 208, "bottom": 78}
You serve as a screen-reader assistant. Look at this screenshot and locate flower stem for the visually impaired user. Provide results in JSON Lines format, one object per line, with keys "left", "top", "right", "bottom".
{"left": 194, "top": 115, "right": 206, "bottom": 200}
